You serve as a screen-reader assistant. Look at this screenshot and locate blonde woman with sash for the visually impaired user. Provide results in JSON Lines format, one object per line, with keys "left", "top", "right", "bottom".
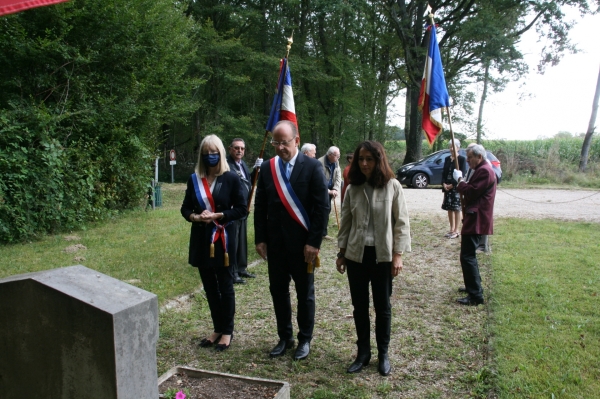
{"left": 181, "top": 135, "right": 247, "bottom": 351}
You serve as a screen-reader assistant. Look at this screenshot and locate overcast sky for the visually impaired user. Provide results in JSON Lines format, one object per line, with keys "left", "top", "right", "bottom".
{"left": 387, "top": 9, "right": 600, "bottom": 141}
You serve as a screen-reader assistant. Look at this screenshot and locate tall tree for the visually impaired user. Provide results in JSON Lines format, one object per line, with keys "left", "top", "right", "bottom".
{"left": 386, "top": 0, "right": 592, "bottom": 164}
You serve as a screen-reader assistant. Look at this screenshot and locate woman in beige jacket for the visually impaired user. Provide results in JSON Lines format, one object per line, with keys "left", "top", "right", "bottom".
{"left": 336, "top": 140, "right": 411, "bottom": 376}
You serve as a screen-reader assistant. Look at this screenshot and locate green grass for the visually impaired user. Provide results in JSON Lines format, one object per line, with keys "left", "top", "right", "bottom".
{"left": 489, "top": 219, "right": 600, "bottom": 398}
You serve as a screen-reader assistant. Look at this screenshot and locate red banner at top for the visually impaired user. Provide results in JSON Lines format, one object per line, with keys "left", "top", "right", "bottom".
{"left": 0, "top": 0, "right": 68, "bottom": 16}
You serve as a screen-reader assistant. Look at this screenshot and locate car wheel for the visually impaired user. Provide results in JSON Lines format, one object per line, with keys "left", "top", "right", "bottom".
{"left": 411, "top": 173, "right": 429, "bottom": 189}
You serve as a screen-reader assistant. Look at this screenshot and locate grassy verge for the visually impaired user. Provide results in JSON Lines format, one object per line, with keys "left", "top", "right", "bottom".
{"left": 489, "top": 219, "right": 600, "bottom": 398}
{"left": 0, "top": 183, "right": 260, "bottom": 304}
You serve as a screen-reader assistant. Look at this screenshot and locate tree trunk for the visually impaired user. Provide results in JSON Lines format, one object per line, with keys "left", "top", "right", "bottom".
{"left": 476, "top": 62, "right": 490, "bottom": 144}
{"left": 403, "top": 83, "right": 422, "bottom": 164}
{"left": 579, "top": 64, "right": 600, "bottom": 172}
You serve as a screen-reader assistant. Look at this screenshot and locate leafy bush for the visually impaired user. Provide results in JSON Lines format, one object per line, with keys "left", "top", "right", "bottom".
{"left": 0, "top": 0, "right": 197, "bottom": 242}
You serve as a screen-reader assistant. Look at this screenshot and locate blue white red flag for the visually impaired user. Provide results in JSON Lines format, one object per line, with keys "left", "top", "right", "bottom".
{"left": 418, "top": 24, "right": 450, "bottom": 145}
{"left": 269, "top": 156, "right": 310, "bottom": 231}
{"left": 0, "top": 0, "right": 68, "bottom": 16}
{"left": 265, "top": 58, "right": 298, "bottom": 136}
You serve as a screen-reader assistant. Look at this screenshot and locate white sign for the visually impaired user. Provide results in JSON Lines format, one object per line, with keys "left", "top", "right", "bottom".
{"left": 169, "top": 160, "right": 176, "bottom": 165}
{"left": 169, "top": 149, "right": 176, "bottom": 161}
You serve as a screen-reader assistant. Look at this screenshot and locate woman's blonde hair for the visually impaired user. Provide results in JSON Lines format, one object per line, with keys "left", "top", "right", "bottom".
{"left": 195, "top": 135, "right": 230, "bottom": 177}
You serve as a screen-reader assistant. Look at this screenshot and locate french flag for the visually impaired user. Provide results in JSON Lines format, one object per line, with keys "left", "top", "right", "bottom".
{"left": 265, "top": 57, "right": 298, "bottom": 136}
{"left": 418, "top": 24, "right": 450, "bottom": 145}
{"left": 0, "top": 0, "right": 69, "bottom": 16}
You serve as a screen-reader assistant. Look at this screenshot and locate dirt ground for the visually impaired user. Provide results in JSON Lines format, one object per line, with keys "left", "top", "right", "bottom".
{"left": 401, "top": 187, "right": 600, "bottom": 222}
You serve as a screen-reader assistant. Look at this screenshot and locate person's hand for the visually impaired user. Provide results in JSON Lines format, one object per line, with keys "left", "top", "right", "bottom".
{"left": 330, "top": 190, "right": 338, "bottom": 198}
{"left": 335, "top": 256, "right": 346, "bottom": 274}
{"left": 199, "top": 210, "right": 220, "bottom": 222}
{"left": 304, "top": 245, "right": 319, "bottom": 265}
{"left": 254, "top": 158, "right": 263, "bottom": 168}
{"left": 452, "top": 169, "right": 463, "bottom": 182}
{"left": 256, "top": 242, "right": 267, "bottom": 260}
{"left": 391, "top": 253, "right": 403, "bottom": 277}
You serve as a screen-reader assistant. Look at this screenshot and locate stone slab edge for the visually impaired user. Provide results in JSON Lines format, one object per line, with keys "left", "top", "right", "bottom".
{"left": 158, "top": 366, "right": 290, "bottom": 399}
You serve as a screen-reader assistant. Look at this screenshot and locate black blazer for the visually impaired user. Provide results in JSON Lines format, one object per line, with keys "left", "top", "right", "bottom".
{"left": 254, "top": 152, "right": 330, "bottom": 256}
{"left": 442, "top": 155, "right": 467, "bottom": 191}
{"left": 181, "top": 171, "right": 247, "bottom": 267}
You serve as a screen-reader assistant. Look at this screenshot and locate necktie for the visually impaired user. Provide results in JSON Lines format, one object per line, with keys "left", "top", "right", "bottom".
{"left": 286, "top": 162, "right": 292, "bottom": 179}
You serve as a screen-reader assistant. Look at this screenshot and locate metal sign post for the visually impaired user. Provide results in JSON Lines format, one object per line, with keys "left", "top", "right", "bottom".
{"left": 169, "top": 150, "right": 176, "bottom": 183}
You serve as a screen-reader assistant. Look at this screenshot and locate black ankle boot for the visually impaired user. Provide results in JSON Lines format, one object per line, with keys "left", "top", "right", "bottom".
{"left": 378, "top": 353, "right": 391, "bottom": 376}
{"left": 347, "top": 353, "right": 371, "bottom": 373}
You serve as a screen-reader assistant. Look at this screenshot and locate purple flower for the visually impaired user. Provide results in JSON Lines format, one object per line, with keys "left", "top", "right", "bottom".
{"left": 175, "top": 391, "right": 186, "bottom": 399}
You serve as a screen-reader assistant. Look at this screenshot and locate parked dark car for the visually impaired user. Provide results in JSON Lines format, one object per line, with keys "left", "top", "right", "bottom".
{"left": 396, "top": 149, "right": 502, "bottom": 188}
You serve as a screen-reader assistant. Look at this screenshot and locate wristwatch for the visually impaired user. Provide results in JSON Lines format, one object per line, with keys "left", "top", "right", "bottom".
{"left": 336, "top": 251, "right": 345, "bottom": 259}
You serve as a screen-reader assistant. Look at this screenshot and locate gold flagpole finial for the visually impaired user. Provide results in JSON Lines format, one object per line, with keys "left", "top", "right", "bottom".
{"left": 286, "top": 31, "right": 294, "bottom": 58}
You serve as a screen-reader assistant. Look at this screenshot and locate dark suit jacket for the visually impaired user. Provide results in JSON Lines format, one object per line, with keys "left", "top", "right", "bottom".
{"left": 442, "top": 155, "right": 467, "bottom": 191}
{"left": 226, "top": 155, "right": 252, "bottom": 203}
{"left": 254, "top": 152, "right": 330, "bottom": 256}
{"left": 181, "top": 171, "right": 247, "bottom": 267}
{"left": 456, "top": 161, "right": 496, "bottom": 235}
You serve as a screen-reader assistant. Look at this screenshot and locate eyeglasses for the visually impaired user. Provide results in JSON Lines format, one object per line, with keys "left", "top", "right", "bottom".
{"left": 270, "top": 136, "right": 296, "bottom": 147}
{"left": 231, "top": 146, "right": 245, "bottom": 150}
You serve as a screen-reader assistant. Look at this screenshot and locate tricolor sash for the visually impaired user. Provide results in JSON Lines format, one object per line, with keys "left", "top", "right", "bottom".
{"left": 192, "top": 173, "right": 214, "bottom": 212}
{"left": 270, "top": 156, "right": 310, "bottom": 231}
{"left": 191, "top": 173, "right": 229, "bottom": 266}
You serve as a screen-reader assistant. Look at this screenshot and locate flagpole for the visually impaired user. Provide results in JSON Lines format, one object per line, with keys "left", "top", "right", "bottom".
{"left": 428, "top": 9, "right": 464, "bottom": 214}
{"left": 247, "top": 34, "right": 294, "bottom": 212}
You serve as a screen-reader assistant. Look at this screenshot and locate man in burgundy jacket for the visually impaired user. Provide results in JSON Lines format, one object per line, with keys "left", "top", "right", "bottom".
{"left": 453, "top": 144, "right": 497, "bottom": 306}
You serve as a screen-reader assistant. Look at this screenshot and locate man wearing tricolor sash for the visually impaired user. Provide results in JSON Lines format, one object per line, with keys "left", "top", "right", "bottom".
{"left": 254, "top": 121, "right": 330, "bottom": 361}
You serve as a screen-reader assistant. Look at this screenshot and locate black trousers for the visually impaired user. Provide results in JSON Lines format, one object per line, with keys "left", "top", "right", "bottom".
{"left": 460, "top": 234, "right": 484, "bottom": 300}
{"left": 267, "top": 250, "right": 315, "bottom": 343}
{"left": 323, "top": 194, "right": 334, "bottom": 236}
{"left": 198, "top": 266, "right": 235, "bottom": 335}
{"left": 231, "top": 218, "right": 248, "bottom": 275}
{"left": 346, "top": 246, "right": 393, "bottom": 356}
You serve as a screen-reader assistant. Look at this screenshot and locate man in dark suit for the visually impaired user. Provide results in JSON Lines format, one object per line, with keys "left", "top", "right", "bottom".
{"left": 254, "top": 120, "right": 330, "bottom": 361}
{"left": 454, "top": 144, "right": 497, "bottom": 306}
{"left": 227, "top": 138, "right": 261, "bottom": 284}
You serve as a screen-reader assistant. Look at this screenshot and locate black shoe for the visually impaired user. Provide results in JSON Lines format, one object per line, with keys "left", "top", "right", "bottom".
{"left": 239, "top": 271, "right": 256, "bottom": 278}
{"left": 215, "top": 334, "right": 233, "bottom": 352}
{"left": 233, "top": 276, "right": 246, "bottom": 284}
{"left": 347, "top": 353, "right": 371, "bottom": 373}
{"left": 378, "top": 354, "right": 391, "bottom": 376}
{"left": 269, "top": 339, "right": 295, "bottom": 358}
{"left": 456, "top": 296, "right": 484, "bottom": 306}
{"left": 458, "top": 287, "right": 467, "bottom": 293}
{"left": 199, "top": 333, "right": 222, "bottom": 348}
{"left": 293, "top": 341, "right": 310, "bottom": 360}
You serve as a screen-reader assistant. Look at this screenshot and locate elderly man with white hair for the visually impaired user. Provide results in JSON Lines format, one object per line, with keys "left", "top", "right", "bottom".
{"left": 301, "top": 143, "right": 316, "bottom": 158}
{"left": 318, "top": 146, "right": 342, "bottom": 238}
{"left": 453, "top": 144, "right": 497, "bottom": 306}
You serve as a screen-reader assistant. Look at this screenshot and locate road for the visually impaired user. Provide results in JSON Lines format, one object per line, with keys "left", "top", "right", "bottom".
{"left": 401, "top": 187, "right": 600, "bottom": 222}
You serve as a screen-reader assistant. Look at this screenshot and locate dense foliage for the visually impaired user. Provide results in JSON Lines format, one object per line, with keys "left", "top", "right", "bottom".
{"left": 0, "top": 0, "right": 198, "bottom": 242}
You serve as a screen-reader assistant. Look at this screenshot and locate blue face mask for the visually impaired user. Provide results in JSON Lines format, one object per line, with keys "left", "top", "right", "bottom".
{"left": 202, "top": 153, "right": 220, "bottom": 167}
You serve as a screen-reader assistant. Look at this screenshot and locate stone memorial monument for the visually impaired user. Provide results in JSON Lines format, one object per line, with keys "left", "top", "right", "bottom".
{"left": 0, "top": 265, "right": 159, "bottom": 398}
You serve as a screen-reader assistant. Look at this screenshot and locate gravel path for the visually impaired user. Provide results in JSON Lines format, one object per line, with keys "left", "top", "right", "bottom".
{"left": 402, "top": 187, "right": 600, "bottom": 223}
